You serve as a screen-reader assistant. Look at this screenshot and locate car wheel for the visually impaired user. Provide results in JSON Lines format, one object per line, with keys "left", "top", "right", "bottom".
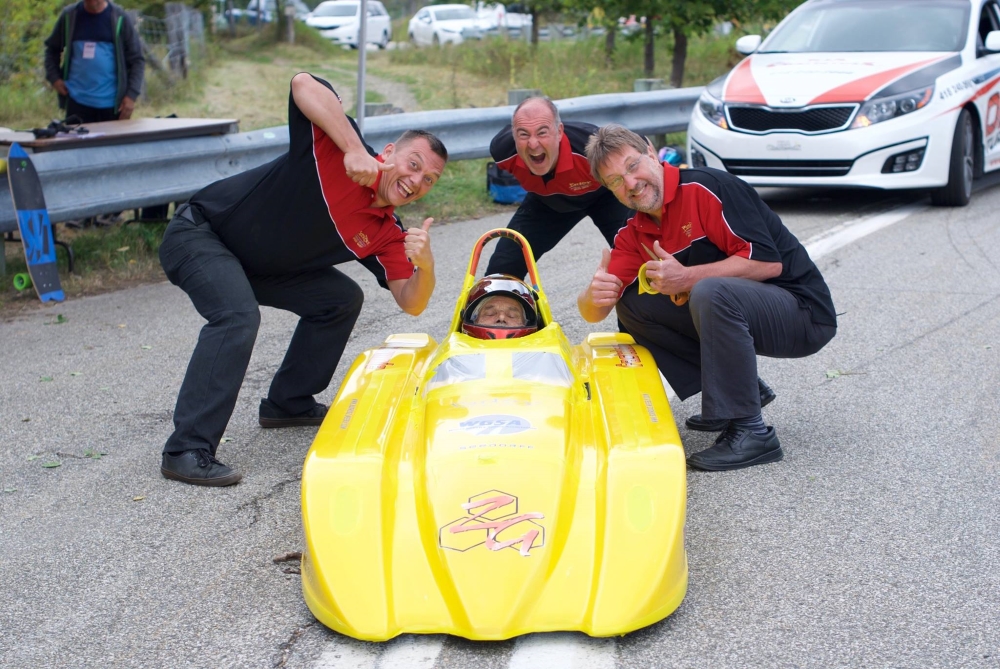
{"left": 379, "top": 30, "right": 389, "bottom": 49}
{"left": 930, "top": 107, "right": 975, "bottom": 207}
{"left": 432, "top": 33, "right": 440, "bottom": 46}
{"left": 409, "top": 31, "right": 417, "bottom": 45}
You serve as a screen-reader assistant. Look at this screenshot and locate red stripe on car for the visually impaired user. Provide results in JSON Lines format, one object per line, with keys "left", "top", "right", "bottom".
{"left": 723, "top": 58, "right": 766, "bottom": 104}
{"left": 809, "top": 57, "right": 941, "bottom": 104}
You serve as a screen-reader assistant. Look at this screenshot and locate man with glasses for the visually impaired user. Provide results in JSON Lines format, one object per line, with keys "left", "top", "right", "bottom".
{"left": 485, "top": 96, "right": 633, "bottom": 279}
{"left": 578, "top": 124, "right": 837, "bottom": 472}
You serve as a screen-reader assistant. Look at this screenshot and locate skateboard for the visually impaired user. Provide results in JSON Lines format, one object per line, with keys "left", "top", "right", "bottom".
{"left": 6, "top": 143, "right": 65, "bottom": 302}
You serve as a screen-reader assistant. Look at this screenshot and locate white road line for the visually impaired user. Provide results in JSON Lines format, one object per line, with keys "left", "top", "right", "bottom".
{"left": 803, "top": 202, "right": 924, "bottom": 260}
{"left": 312, "top": 635, "right": 444, "bottom": 669}
{"left": 311, "top": 202, "right": 925, "bottom": 669}
{"left": 508, "top": 633, "right": 617, "bottom": 669}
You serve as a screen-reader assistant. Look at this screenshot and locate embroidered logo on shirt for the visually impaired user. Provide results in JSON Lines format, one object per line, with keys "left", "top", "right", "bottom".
{"left": 353, "top": 232, "right": 370, "bottom": 248}
{"left": 681, "top": 223, "right": 693, "bottom": 238}
{"left": 569, "top": 180, "right": 593, "bottom": 191}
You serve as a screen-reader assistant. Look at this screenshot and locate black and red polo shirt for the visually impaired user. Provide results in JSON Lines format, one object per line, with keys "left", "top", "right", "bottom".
{"left": 490, "top": 122, "right": 610, "bottom": 213}
{"left": 608, "top": 164, "right": 837, "bottom": 327}
{"left": 188, "top": 76, "right": 413, "bottom": 287}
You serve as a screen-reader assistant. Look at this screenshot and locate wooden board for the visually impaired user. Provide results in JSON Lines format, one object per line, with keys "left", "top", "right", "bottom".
{"left": 0, "top": 117, "right": 239, "bottom": 153}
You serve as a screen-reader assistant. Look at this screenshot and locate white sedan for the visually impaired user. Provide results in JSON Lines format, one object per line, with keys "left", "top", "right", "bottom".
{"left": 408, "top": 4, "right": 486, "bottom": 46}
{"left": 687, "top": 0, "right": 1000, "bottom": 206}
{"left": 306, "top": 0, "right": 392, "bottom": 49}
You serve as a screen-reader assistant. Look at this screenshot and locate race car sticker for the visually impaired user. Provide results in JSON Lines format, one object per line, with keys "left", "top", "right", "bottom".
{"left": 365, "top": 349, "right": 395, "bottom": 371}
{"left": 339, "top": 398, "right": 358, "bottom": 430}
{"left": 457, "top": 442, "right": 534, "bottom": 451}
{"left": 643, "top": 393, "right": 658, "bottom": 423}
{"left": 613, "top": 345, "right": 643, "bottom": 367}
{"left": 439, "top": 490, "right": 545, "bottom": 557}
{"left": 452, "top": 415, "right": 534, "bottom": 436}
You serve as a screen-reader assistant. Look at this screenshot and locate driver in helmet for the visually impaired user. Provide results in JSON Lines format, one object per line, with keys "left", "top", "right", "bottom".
{"left": 462, "top": 274, "right": 539, "bottom": 340}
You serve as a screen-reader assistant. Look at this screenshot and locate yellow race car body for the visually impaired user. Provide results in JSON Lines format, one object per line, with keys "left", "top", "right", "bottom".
{"left": 301, "top": 230, "right": 687, "bottom": 641}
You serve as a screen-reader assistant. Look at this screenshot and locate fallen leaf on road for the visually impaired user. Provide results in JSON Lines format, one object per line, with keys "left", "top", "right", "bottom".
{"left": 825, "top": 370, "right": 841, "bottom": 379}
{"left": 118, "top": 324, "right": 126, "bottom": 328}
{"left": 3, "top": 488, "right": 16, "bottom": 493}
{"left": 141, "top": 345, "right": 152, "bottom": 350}
{"left": 70, "top": 371, "right": 83, "bottom": 376}
{"left": 41, "top": 461, "right": 61, "bottom": 468}
{"left": 133, "top": 496, "right": 145, "bottom": 501}
{"left": 21, "top": 417, "right": 29, "bottom": 422}
{"left": 273, "top": 551, "right": 302, "bottom": 563}
{"left": 27, "top": 455, "right": 39, "bottom": 461}
{"left": 39, "top": 376, "right": 53, "bottom": 382}
{"left": 220, "top": 436, "right": 233, "bottom": 444}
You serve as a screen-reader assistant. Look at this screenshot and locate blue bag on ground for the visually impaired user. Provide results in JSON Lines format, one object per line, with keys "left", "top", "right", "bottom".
{"left": 486, "top": 161, "right": 526, "bottom": 204}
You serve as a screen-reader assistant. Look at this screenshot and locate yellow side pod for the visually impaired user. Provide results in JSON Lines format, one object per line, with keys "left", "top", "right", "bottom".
{"left": 300, "top": 230, "right": 687, "bottom": 640}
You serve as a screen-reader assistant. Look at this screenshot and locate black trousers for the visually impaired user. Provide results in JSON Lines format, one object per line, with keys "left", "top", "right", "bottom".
{"left": 616, "top": 277, "right": 836, "bottom": 421}
{"left": 65, "top": 97, "right": 117, "bottom": 123}
{"left": 485, "top": 190, "right": 631, "bottom": 279}
{"left": 157, "top": 206, "right": 364, "bottom": 455}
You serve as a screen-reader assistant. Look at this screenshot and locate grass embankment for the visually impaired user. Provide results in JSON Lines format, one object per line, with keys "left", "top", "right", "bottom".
{"left": 1, "top": 26, "right": 744, "bottom": 314}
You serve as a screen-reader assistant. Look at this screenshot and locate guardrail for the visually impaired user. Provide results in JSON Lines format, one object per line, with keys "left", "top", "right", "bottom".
{"left": 0, "top": 86, "right": 702, "bottom": 235}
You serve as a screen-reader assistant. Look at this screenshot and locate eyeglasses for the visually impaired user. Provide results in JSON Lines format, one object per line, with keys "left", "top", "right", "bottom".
{"left": 602, "top": 157, "right": 642, "bottom": 191}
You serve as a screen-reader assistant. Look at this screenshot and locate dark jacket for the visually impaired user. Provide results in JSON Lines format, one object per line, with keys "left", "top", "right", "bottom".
{"left": 44, "top": 1, "right": 145, "bottom": 113}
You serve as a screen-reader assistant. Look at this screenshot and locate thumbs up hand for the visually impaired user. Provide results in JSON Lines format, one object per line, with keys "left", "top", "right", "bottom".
{"left": 588, "top": 248, "right": 623, "bottom": 307}
{"left": 644, "top": 240, "right": 690, "bottom": 297}
{"left": 404, "top": 218, "right": 434, "bottom": 271}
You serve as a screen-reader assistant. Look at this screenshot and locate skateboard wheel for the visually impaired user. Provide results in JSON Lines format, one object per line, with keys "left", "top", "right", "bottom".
{"left": 13, "top": 273, "right": 32, "bottom": 291}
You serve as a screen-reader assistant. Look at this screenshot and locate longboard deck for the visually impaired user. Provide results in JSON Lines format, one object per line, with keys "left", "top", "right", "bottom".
{"left": 7, "top": 143, "right": 65, "bottom": 302}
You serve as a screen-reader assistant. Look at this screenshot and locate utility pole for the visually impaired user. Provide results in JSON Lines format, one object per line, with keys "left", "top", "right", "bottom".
{"left": 356, "top": 0, "right": 368, "bottom": 133}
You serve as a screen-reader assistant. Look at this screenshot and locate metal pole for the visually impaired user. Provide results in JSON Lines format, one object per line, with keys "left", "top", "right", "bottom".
{"left": 356, "top": 0, "right": 368, "bottom": 133}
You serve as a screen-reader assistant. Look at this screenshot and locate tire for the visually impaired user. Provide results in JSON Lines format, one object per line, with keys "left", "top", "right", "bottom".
{"left": 379, "top": 30, "right": 389, "bottom": 49}
{"left": 408, "top": 31, "right": 417, "bottom": 45}
{"left": 432, "top": 33, "right": 440, "bottom": 46}
{"left": 930, "top": 107, "right": 975, "bottom": 207}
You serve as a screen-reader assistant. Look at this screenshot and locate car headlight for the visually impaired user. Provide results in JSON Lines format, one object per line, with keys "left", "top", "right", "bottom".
{"left": 698, "top": 90, "right": 728, "bottom": 129}
{"left": 851, "top": 86, "right": 933, "bottom": 128}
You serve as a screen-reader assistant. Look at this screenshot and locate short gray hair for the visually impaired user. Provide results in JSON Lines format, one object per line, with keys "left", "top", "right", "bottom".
{"left": 584, "top": 124, "right": 649, "bottom": 183}
{"left": 512, "top": 96, "right": 561, "bottom": 128}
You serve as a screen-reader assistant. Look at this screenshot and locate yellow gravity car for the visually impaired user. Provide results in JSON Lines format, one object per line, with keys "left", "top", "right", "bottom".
{"left": 301, "top": 229, "right": 688, "bottom": 641}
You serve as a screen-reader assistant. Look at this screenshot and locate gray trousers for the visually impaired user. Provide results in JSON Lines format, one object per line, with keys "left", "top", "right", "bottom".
{"left": 616, "top": 277, "right": 836, "bottom": 422}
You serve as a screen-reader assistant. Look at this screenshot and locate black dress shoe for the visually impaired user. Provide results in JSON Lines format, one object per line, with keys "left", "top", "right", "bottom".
{"left": 161, "top": 449, "right": 242, "bottom": 487}
{"left": 686, "top": 425, "right": 783, "bottom": 471}
{"left": 685, "top": 378, "right": 777, "bottom": 432}
{"left": 258, "top": 398, "right": 328, "bottom": 428}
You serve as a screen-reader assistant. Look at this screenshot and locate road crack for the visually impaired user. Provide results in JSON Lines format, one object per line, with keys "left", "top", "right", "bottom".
{"left": 273, "top": 620, "right": 317, "bottom": 669}
{"left": 237, "top": 475, "right": 300, "bottom": 529}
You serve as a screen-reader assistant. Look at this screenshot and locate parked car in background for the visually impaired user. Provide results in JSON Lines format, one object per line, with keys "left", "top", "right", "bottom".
{"left": 474, "top": 2, "right": 531, "bottom": 33}
{"left": 306, "top": 0, "right": 392, "bottom": 48}
{"left": 408, "top": 4, "right": 486, "bottom": 46}
{"left": 687, "top": 0, "right": 1000, "bottom": 206}
{"left": 230, "top": 0, "right": 310, "bottom": 24}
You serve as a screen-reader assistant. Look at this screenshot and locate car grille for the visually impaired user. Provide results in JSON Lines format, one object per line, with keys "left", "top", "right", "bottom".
{"left": 727, "top": 105, "right": 857, "bottom": 134}
{"left": 722, "top": 159, "right": 855, "bottom": 178}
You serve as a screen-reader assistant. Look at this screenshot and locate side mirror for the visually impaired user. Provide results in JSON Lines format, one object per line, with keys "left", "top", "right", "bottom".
{"left": 986, "top": 30, "right": 1000, "bottom": 52}
{"left": 735, "top": 34, "right": 762, "bottom": 55}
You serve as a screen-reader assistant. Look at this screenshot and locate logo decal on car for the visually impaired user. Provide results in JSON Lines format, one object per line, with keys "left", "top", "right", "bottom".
{"left": 439, "top": 490, "right": 545, "bottom": 557}
{"left": 453, "top": 415, "right": 533, "bottom": 435}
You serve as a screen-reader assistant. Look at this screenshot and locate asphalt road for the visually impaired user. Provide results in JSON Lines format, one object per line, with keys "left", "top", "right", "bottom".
{"left": 1, "top": 182, "right": 998, "bottom": 669}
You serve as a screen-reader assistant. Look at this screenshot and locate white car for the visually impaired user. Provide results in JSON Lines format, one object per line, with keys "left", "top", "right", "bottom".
{"left": 408, "top": 4, "right": 486, "bottom": 46}
{"left": 687, "top": 0, "right": 1000, "bottom": 206}
{"left": 306, "top": 0, "right": 392, "bottom": 49}
{"left": 475, "top": 2, "right": 531, "bottom": 32}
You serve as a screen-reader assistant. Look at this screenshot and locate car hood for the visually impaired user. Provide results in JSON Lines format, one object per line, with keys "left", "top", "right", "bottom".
{"left": 721, "top": 51, "right": 961, "bottom": 106}
{"left": 307, "top": 16, "right": 356, "bottom": 28}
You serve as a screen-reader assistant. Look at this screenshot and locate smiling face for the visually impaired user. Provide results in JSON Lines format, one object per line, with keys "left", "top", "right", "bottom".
{"left": 375, "top": 137, "right": 447, "bottom": 207}
{"left": 512, "top": 99, "right": 563, "bottom": 176}
{"left": 473, "top": 295, "right": 526, "bottom": 327}
{"left": 597, "top": 144, "right": 664, "bottom": 216}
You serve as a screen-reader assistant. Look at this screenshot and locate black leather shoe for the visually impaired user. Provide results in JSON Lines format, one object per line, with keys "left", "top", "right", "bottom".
{"left": 686, "top": 425, "right": 783, "bottom": 471}
{"left": 685, "top": 378, "right": 777, "bottom": 432}
{"left": 258, "top": 398, "right": 328, "bottom": 428}
{"left": 161, "top": 449, "right": 242, "bottom": 487}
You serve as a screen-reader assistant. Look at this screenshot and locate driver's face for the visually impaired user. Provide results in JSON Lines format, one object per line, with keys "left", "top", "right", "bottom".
{"left": 475, "top": 296, "right": 526, "bottom": 326}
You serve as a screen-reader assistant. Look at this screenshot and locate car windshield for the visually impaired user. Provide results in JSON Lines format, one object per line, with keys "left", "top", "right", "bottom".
{"left": 314, "top": 3, "right": 358, "bottom": 17}
{"left": 760, "top": 0, "right": 970, "bottom": 53}
{"left": 435, "top": 7, "right": 476, "bottom": 21}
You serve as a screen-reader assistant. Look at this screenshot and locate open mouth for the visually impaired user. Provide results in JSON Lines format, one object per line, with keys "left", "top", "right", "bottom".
{"left": 396, "top": 181, "right": 414, "bottom": 199}
{"left": 529, "top": 153, "right": 547, "bottom": 167}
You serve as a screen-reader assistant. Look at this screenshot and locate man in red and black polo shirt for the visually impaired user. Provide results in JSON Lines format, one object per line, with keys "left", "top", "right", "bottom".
{"left": 578, "top": 124, "right": 837, "bottom": 472}
{"left": 484, "top": 97, "right": 632, "bottom": 278}
{"left": 157, "top": 73, "right": 447, "bottom": 487}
